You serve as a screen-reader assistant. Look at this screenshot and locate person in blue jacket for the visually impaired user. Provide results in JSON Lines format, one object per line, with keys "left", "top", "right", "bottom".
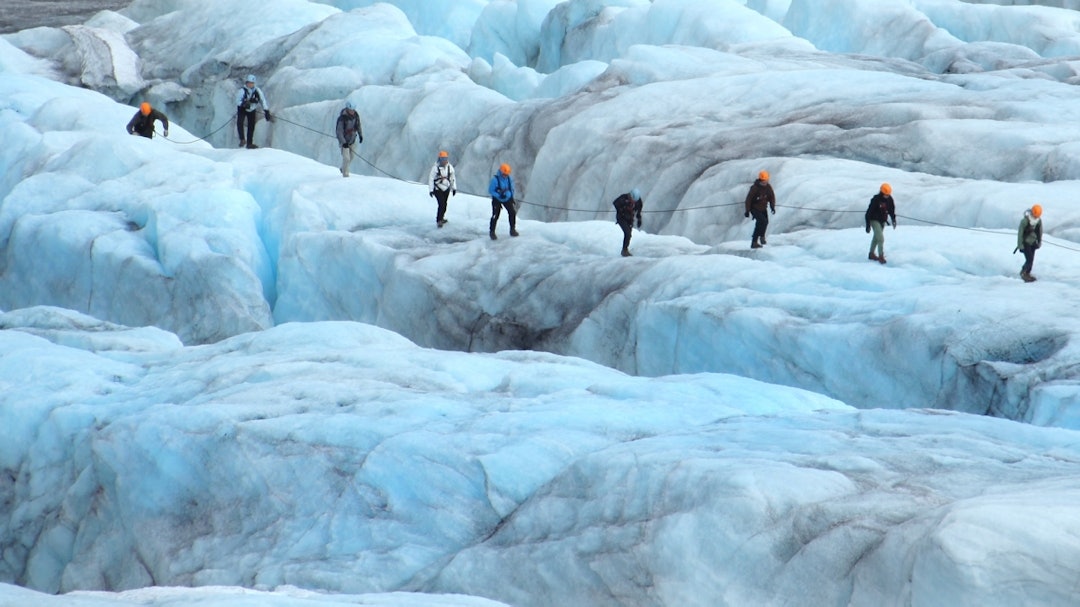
{"left": 488, "top": 163, "right": 517, "bottom": 239}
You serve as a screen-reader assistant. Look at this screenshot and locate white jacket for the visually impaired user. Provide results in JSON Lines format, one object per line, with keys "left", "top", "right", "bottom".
{"left": 429, "top": 162, "right": 456, "bottom": 192}
{"left": 235, "top": 85, "right": 268, "bottom": 112}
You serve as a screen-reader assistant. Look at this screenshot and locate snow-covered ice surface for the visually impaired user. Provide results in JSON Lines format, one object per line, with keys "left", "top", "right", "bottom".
{"left": 4, "top": 0, "right": 1080, "bottom": 606}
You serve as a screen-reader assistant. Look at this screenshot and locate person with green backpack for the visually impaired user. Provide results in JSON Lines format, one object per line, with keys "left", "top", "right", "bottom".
{"left": 1016, "top": 204, "right": 1043, "bottom": 282}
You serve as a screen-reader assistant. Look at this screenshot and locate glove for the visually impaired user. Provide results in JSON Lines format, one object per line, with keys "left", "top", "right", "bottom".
{"left": 451, "top": 189, "right": 456, "bottom": 196}
{"left": 636, "top": 218, "right": 642, "bottom": 229}
{"left": 744, "top": 211, "right": 750, "bottom": 218}
{"left": 163, "top": 129, "right": 168, "bottom": 137}
{"left": 343, "top": 143, "right": 349, "bottom": 149}
{"left": 892, "top": 222, "right": 896, "bottom": 230}
{"left": 264, "top": 110, "right": 272, "bottom": 121}
{"left": 358, "top": 136, "right": 363, "bottom": 144}
{"left": 429, "top": 191, "right": 435, "bottom": 198}
{"left": 771, "top": 208, "right": 775, "bottom": 215}
{"left": 865, "top": 226, "right": 871, "bottom": 234}
{"left": 1035, "top": 242, "right": 1041, "bottom": 249}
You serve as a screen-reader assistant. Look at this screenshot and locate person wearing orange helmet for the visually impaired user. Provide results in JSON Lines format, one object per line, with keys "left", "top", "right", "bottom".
{"left": 126, "top": 102, "right": 169, "bottom": 139}
{"left": 1016, "top": 204, "right": 1043, "bottom": 282}
{"left": 864, "top": 183, "right": 896, "bottom": 264}
{"left": 487, "top": 162, "right": 517, "bottom": 239}
{"left": 428, "top": 150, "right": 456, "bottom": 227}
{"left": 744, "top": 170, "right": 776, "bottom": 249}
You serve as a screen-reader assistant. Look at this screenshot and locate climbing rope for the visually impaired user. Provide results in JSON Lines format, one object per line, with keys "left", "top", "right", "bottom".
{"left": 155, "top": 118, "right": 234, "bottom": 145}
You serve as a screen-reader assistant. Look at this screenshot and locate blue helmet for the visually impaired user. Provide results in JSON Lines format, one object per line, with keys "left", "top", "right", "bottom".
{"left": 630, "top": 188, "right": 641, "bottom": 201}
{"left": 344, "top": 101, "right": 355, "bottom": 110}
{"left": 245, "top": 74, "right": 256, "bottom": 84}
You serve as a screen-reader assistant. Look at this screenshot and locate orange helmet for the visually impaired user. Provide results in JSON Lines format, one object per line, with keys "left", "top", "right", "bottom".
{"left": 880, "top": 183, "right": 892, "bottom": 195}
{"left": 499, "top": 163, "right": 511, "bottom": 175}
{"left": 140, "top": 102, "right": 151, "bottom": 116}
{"left": 438, "top": 150, "right": 449, "bottom": 158}
{"left": 758, "top": 170, "right": 769, "bottom": 181}
{"left": 1031, "top": 204, "right": 1043, "bottom": 218}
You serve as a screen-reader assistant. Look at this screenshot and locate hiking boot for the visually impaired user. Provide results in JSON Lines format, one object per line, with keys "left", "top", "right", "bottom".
{"left": 878, "top": 255, "right": 887, "bottom": 264}
{"left": 238, "top": 139, "right": 246, "bottom": 147}
{"left": 621, "top": 248, "right": 632, "bottom": 257}
{"left": 510, "top": 229, "right": 519, "bottom": 237}
{"left": 489, "top": 231, "right": 497, "bottom": 240}
{"left": 437, "top": 219, "right": 447, "bottom": 228}
{"left": 759, "top": 235, "right": 767, "bottom": 245}
{"left": 1021, "top": 271, "right": 1036, "bottom": 283}
{"left": 246, "top": 143, "right": 259, "bottom": 149}
{"left": 869, "top": 253, "right": 879, "bottom": 261}
{"left": 751, "top": 237, "right": 762, "bottom": 249}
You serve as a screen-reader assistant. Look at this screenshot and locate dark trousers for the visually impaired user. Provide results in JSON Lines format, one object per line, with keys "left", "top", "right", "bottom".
{"left": 751, "top": 209, "right": 769, "bottom": 239}
{"left": 237, "top": 110, "right": 257, "bottom": 143}
{"left": 619, "top": 221, "right": 633, "bottom": 251}
{"left": 489, "top": 199, "right": 516, "bottom": 233}
{"left": 434, "top": 190, "right": 450, "bottom": 223}
{"left": 1022, "top": 245, "right": 1037, "bottom": 274}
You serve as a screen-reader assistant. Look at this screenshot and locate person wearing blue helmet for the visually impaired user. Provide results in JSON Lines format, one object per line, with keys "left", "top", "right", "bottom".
{"left": 612, "top": 188, "right": 643, "bottom": 256}
{"left": 236, "top": 74, "right": 271, "bottom": 149}
{"left": 335, "top": 100, "right": 363, "bottom": 177}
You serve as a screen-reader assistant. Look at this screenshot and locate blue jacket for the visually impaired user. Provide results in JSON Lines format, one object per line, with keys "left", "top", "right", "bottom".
{"left": 489, "top": 173, "right": 514, "bottom": 203}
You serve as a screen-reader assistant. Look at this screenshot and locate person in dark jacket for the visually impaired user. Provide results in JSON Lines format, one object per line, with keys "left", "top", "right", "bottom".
{"left": 335, "top": 101, "right": 363, "bottom": 177}
{"left": 236, "top": 74, "right": 271, "bottom": 149}
{"left": 1016, "top": 204, "right": 1043, "bottom": 282}
{"left": 613, "top": 188, "right": 643, "bottom": 256}
{"left": 864, "top": 183, "right": 896, "bottom": 264}
{"left": 126, "top": 102, "right": 168, "bottom": 139}
{"left": 488, "top": 163, "right": 517, "bottom": 239}
{"left": 744, "top": 170, "right": 776, "bottom": 248}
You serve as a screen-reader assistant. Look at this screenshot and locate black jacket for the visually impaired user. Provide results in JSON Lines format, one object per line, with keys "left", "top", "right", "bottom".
{"left": 744, "top": 180, "right": 775, "bottom": 214}
{"left": 613, "top": 193, "right": 643, "bottom": 227}
{"left": 126, "top": 109, "right": 169, "bottom": 138}
{"left": 865, "top": 193, "right": 896, "bottom": 228}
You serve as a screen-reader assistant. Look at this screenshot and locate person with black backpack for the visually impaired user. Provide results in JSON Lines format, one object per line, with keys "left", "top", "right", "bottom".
{"left": 335, "top": 101, "right": 363, "bottom": 177}
{"left": 429, "top": 150, "right": 456, "bottom": 226}
{"left": 744, "top": 170, "right": 776, "bottom": 249}
{"left": 612, "top": 188, "right": 643, "bottom": 257}
{"left": 864, "top": 183, "right": 896, "bottom": 264}
{"left": 235, "top": 74, "right": 272, "bottom": 149}
{"left": 1016, "top": 204, "right": 1043, "bottom": 282}
{"left": 126, "top": 102, "right": 169, "bottom": 139}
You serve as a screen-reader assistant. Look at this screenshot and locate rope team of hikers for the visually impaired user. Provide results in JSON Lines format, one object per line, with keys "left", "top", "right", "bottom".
{"left": 128, "top": 82, "right": 1050, "bottom": 283}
